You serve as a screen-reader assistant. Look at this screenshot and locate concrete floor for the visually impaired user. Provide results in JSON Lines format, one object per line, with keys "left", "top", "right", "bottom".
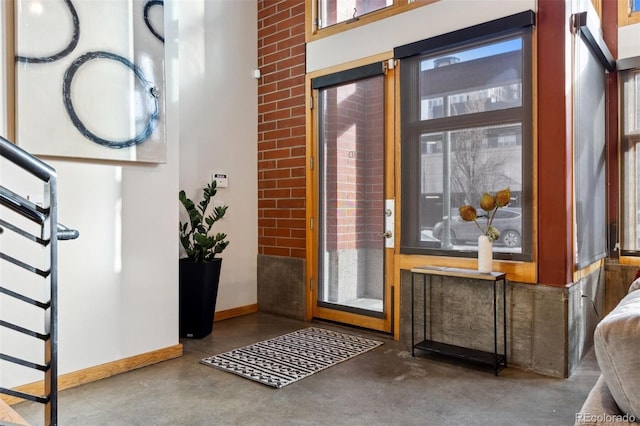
{"left": 14, "top": 312, "right": 599, "bottom": 426}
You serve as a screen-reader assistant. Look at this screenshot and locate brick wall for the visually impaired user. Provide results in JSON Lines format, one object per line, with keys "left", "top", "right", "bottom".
{"left": 258, "top": 0, "right": 307, "bottom": 258}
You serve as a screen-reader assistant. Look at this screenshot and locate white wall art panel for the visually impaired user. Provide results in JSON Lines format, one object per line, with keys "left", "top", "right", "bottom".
{"left": 15, "top": 0, "right": 166, "bottom": 162}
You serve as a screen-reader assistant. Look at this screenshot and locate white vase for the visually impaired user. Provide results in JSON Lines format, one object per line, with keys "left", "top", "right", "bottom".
{"left": 478, "top": 235, "right": 493, "bottom": 273}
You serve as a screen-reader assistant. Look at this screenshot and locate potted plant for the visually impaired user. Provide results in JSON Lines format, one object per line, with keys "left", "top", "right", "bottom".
{"left": 178, "top": 178, "right": 229, "bottom": 338}
{"left": 459, "top": 187, "right": 511, "bottom": 273}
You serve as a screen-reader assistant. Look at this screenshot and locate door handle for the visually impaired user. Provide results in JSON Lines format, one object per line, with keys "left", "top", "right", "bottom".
{"left": 383, "top": 231, "right": 392, "bottom": 238}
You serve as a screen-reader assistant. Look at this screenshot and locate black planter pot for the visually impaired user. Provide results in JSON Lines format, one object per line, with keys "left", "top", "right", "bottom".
{"left": 179, "top": 257, "right": 222, "bottom": 339}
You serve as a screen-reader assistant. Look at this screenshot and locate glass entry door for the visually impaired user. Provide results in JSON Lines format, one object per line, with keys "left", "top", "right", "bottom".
{"left": 310, "top": 64, "right": 393, "bottom": 332}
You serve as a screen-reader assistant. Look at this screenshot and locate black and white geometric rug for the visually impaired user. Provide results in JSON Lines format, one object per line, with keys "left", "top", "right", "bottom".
{"left": 200, "top": 327, "right": 383, "bottom": 388}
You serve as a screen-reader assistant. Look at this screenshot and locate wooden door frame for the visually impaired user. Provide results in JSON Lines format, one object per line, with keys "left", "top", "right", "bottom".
{"left": 305, "top": 52, "right": 396, "bottom": 333}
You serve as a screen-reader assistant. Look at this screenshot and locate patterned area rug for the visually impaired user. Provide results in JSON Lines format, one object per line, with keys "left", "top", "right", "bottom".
{"left": 200, "top": 327, "right": 383, "bottom": 388}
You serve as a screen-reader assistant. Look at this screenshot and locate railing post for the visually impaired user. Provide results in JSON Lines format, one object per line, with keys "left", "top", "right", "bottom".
{"left": 0, "top": 136, "right": 77, "bottom": 426}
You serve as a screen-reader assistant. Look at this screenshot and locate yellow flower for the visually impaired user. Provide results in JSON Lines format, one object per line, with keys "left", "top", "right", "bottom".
{"left": 458, "top": 205, "right": 477, "bottom": 221}
{"left": 495, "top": 187, "right": 511, "bottom": 207}
{"left": 458, "top": 187, "right": 511, "bottom": 242}
{"left": 479, "top": 192, "right": 495, "bottom": 212}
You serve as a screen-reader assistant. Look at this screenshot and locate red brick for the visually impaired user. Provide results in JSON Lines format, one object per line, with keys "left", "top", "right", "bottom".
{"left": 258, "top": 122, "right": 278, "bottom": 135}
{"left": 277, "top": 177, "right": 305, "bottom": 189}
{"left": 290, "top": 45, "right": 306, "bottom": 59}
{"left": 258, "top": 217, "right": 276, "bottom": 227}
{"left": 262, "top": 169, "right": 291, "bottom": 180}
{"left": 277, "top": 218, "right": 306, "bottom": 229}
{"left": 258, "top": 2, "right": 278, "bottom": 20}
{"left": 291, "top": 228, "right": 306, "bottom": 239}
{"left": 276, "top": 31, "right": 305, "bottom": 49}
{"left": 277, "top": 157, "right": 305, "bottom": 169}
{"left": 290, "top": 248, "right": 306, "bottom": 258}
{"left": 262, "top": 129, "right": 291, "bottom": 141}
{"left": 262, "top": 9, "right": 291, "bottom": 28}
{"left": 259, "top": 0, "right": 308, "bottom": 255}
{"left": 259, "top": 63, "right": 277, "bottom": 76}
{"left": 277, "top": 198, "right": 305, "bottom": 209}
{"left": 263, "top": 48, "right": 294, "bottom": 65}
{"left": 258, "top": 140, "right": 276, "bottom": 151}
{"left": 290, "top": 85, "right": 306, "bottom": 97}
{"left": 290, "top": 188, "right": 306, "bottom": 198}
{"left": 258, "top": 179, "right": 277, "bottom": 189}
{"left": 260, "top": 81, "right": 278, "bottom": 95}
{"left": 263, "top": 67, "right": 291, "bottom": 83}
{"left": 259, "top": 236, "right": 277, "bottom": 246}
{"left": 257, "top": 160, "right": 277, "bottom": 170}
{"left": 277, "top": 237, "right": 306, "bottom": 248}
{"left": 263, "top": 208, "right": 291, "bottom": 219}
{"left": 277, "top": 117, "right": 304, "bottom": 129}
{"left": 277, "top": 96, "right": 303, "bottom": 110}
{"left": 263, "top": 148, "right": 291, "bottom": 160}
{"left": 276, "top": 137, "right": 304, "bottom": 149}
{"left": 291, "top": 146, "right": 307, "bottom": 158}
{"left": 263, "top": 246, "right": 291, "bottom": 257}
{"left": 263, "top": 188, "right": 291, "bottom": 198}
{"left": 259, "top": 42, "right": 278, "bottom": 58}
{"left": 259, "top": 199, "right": 276, "bottom": 209}
{"left": 263, "top": 109, "right": 291, "bottom": 122}
{"left": 276, "top": 73, "right": 305, "bottom": 89}
{"left": 290, "top": 209, "right": 306, "bottom": 219}
{"left": 265, "top": 227, "right": 291, "bottom": 237}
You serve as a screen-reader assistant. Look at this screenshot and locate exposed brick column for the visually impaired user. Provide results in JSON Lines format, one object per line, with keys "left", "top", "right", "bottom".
{"left": 537, "top": 0, "right": 573, "bottom": 286}
{"left": 257, "top": 0, "right": 307, "bottom": 258}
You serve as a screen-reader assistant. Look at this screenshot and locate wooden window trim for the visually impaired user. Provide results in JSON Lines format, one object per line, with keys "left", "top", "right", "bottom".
{"left": 619, "top": 0, "right": 640, "bottom": 26}
{"left": 305, "top": 0, "right": 439, "bottom": 43}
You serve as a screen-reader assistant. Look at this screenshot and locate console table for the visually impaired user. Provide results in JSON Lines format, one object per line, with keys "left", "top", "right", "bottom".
{"left": 410, "top": 266, "right": 507, "bottom": 375}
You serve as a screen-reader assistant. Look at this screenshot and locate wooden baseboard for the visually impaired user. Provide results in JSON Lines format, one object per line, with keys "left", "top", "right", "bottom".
{"left": 214, "top": 303, "right": 258, "bottom": 321}
{"left": 1, "top": 306, "right": 257, "bottom": 407}
{"left": 0, "top": 398, "right": 29, "bottom": 426}
{"left": 2, "top": 344, "right": 183, "bottom": 406}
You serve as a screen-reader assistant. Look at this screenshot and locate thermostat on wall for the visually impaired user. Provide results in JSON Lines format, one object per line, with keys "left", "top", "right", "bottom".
{"left": 214, "top": 173, "right": 229, "bottom": 188}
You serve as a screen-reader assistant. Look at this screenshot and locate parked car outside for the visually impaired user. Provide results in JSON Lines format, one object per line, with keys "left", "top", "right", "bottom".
{"left": 432, "top": 207, "right": 522, "bottom": 247}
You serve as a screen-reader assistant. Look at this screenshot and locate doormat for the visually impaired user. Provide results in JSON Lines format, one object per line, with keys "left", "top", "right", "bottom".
{"left": 200, "top": 327, "right": 383, "bottom": 388}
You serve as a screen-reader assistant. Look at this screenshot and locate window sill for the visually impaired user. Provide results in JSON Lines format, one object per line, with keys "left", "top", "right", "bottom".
{"left": 395, "top": 252, "right": 536, "bottom": 283}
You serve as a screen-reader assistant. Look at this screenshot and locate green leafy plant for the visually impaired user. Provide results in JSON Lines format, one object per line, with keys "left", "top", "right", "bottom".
{"left": 179, "top": 179, "right": 229, "bottom": 262}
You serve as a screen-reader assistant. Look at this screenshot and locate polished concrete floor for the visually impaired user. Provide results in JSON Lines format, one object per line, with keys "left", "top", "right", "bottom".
{"left": 14, "top": 312, "right": 599, "bottom": 426}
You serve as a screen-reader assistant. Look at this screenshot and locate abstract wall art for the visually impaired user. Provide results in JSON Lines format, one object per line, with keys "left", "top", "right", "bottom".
{"left": 15, "top": 0, "right": 166, "bottom": 163}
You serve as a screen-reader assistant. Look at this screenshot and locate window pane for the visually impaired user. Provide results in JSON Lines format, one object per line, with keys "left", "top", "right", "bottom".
{"left": 318, "top": 0, "right": 392, "bottom": 29}
{"left": 420, "top": 124, "right": 522, "bottom": 253}
{"left": 400, "top": 27, "right": 532, "bottom": 260}
{"left": 635, "top": 73, "right": 640, "bottom": 132}
{"left": 317, "top": 75, "right": 386, "bottom": 315}
{"left": 420, "top": 39, "right": 523, "bottom": 120}
{"left": 621, "top": 70, "right": 640, "bottom": 253}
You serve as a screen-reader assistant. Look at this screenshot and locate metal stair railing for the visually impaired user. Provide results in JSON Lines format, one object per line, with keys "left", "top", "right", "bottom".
{"left": 0, "top": 135, "right": 78, "bottom": 426}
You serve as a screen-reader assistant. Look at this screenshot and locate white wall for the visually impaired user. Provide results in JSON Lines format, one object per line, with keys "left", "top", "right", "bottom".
{"left": 177, "top": 1, "right": 258, "bottom": 311}
{"left": 0, "top": 0, "right": 257, "bottom": 388}
{"left": 619, "top": 23, "right": 640, "bottom": 59}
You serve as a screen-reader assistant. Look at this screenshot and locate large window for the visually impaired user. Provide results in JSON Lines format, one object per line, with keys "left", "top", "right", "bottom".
{"left": 396, "top": 13, "right": 533, "bottom": 260}
{"left": 621, "top": 70, "right": 640, "bottom": 255}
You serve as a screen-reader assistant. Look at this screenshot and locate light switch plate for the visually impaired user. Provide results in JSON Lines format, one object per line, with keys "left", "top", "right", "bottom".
{"left": 213, "top": 173, "right": 228, "bottom": 188}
